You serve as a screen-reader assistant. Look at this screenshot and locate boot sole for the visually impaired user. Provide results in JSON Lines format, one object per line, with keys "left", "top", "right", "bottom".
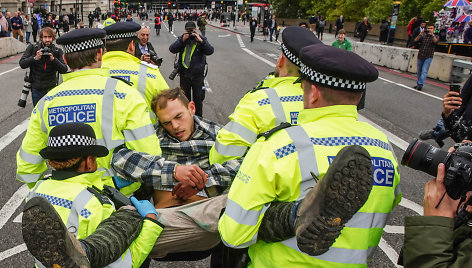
{"left": 22, "top": 197, "right": 91, "bottom": 268}
{"left": 295, "top": 145, "right": 373, "bottom": 256}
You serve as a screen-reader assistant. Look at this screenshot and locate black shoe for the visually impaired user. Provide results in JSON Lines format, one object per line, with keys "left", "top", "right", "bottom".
{"left": 413, "top": 85, "right": 423, "bottom": 91}
{"left": 22, "top": 197, "right": 91, "bottom": 268}
{"left": 419, "top": 130, "right": 435, "bottom": 140}
{"left": 294, "top": 145, "right": 373, "bottom": 256}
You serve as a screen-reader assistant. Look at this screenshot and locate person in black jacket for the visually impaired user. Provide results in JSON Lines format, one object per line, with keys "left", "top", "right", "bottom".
{"left": 32, "top": 12, "right": 39, "bottom": 42}
{"left": 134, "top": 25, "right": 160, "bottom": 65}
{"left": 249, "top": 16, "right": 257, "bottom": 42}
{"left": 19, "top": 27, "right": 68, "bottom": 107}
{"left": 356, "top": 17, "right": 372, "bottom": 42}
{"left": 169, "top": 22, "right": 214, "bottom": 117}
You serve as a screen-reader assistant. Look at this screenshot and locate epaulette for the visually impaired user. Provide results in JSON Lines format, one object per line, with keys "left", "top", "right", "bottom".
{"left": 140, "top": 60, "right": 158, "bottom": 70}
{"left": 87, "top": 187, "right": 112, "bottom": 206}
{"left": 111, "top": 76, "right": 134, "bottom": 87}
{"left": 250, "top": 86, "right": 269, "bottom": 93}
{"left": 257, "top": 122, "right": 292, "bottom": 139}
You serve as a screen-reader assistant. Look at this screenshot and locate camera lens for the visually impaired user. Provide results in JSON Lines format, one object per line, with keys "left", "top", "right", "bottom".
{"left": 401, "top": 139, "right": 450, "bottom": 176}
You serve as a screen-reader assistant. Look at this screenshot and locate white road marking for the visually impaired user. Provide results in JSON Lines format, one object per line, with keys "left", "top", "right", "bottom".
{"left": 358, "top": 114, "right": 409, "bottom": 151}
{"left": 0, "top": 118, "right": 30, "bottom": 153}
{"left": 384, "top": 225, "right": 405, "bottom": 234}
{"left": 399, "top": 198, "right": 424, "bottom": 215}
{"left": 0, "top": 184, "right": 28, "bottom": 230}
{"left": 13, "top": 212, "right": 22, "bottom": 223}
{"left": 378, "top": 77, "right": 443, "bottom": 101}
{"left": 162, "top": 21, "right": 177, "bottom": 38}
{"left": 204, "top": 79, "right": 213, "bottom": 94}
{"left": 0, "top": 66, "right": 21, "bottom": 77}
{"left": 218, "top": 34, "right": 231, "bottom": 37}
{"left": 0, "top": 244, "right": 27, "bottom": 262}
{"left": 378, "top": 238, "right": 402, "bottom": 268}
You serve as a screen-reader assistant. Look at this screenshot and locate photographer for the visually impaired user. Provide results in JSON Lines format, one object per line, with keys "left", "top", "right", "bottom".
{"left": 134, "top": 25, "right": 161, "bottom": 66}
{"left": 169, "top": 21, "right": 214, "bottom": 117}
{"left": 404, "top": 159, "right": 472, "bottom": 267}
{"left": 19, "top": 27, "right": 68, "bottom": 107}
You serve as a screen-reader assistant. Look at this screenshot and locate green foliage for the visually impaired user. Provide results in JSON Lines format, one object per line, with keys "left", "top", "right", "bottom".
{"left": 271, "top": 0, "right": 447, "bottom": 25}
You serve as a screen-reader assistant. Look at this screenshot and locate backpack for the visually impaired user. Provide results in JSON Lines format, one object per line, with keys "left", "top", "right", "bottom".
{"left": 318, "top": 20, "right": 325, "bottom": 28}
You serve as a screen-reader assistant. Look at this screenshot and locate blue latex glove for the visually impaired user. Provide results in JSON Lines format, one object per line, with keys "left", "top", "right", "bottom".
{"left": 130, "top": 196, "right": 158, "bottom": 219}
{"left": 113, "top": 176, "right": 134, "bottom": 189}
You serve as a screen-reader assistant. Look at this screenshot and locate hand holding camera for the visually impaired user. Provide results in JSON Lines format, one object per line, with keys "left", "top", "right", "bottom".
{"left": 443, "top": 89, "right": 462, "bottom": 117}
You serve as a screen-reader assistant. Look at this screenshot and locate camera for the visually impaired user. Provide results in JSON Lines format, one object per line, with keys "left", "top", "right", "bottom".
{"left": 148, "top": 51, "right": 163, "bottom": 67}
{"left": 169, "top": 61, "right": 180, "bottom": 80}
{"left": 18, "top": 72, "right": 32, "bottom": 108}
{"left": 423, "top": 30, "right": 429, "bottom": 34}
{"left": 186, "top": 31, "right": 197, "bottom": 41}
{"left": 402, "top": 139, "right": 472, "bottom": 200}
{"left": 41, "top": 46, "right": 51, "bottom": 58}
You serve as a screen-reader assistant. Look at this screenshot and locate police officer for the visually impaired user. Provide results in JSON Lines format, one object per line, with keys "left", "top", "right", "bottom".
{"left": 210, "top": 26, "right": 321, "bottom": 165}
{"left": 16, "top": 28, "right": 160, "bottom": 196}
{"left": 218, "top": 44, "right": 402, "bottom": 266}
{"left": 103, "top": 12, "right": 115, "bottom": 27}
{"left": 22, "top": 122, "right": 162, "bottom": 268}
{"left": 102, "top": 22, "right": 169, "bottom": 124}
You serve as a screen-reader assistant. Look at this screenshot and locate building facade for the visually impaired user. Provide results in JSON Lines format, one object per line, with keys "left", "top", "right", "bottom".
{"left": 1, "top": 0, "right": 109, "bottom": 16}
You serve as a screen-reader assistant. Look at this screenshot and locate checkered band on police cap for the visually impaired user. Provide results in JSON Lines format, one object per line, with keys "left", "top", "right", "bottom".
{"left": 106, "top": 31, "right": 137, "bottom": 40}
{"left": 47, "top": 134, "right": 97, "bottom": 148}
{"left": 300, "top": 63, "right": 366, "bottom": 91}
{"left": 62, "top": 38, "right": 104, "bottom": 53}
{"left": 281, "top": 43, "right": 301, "bottom": 67}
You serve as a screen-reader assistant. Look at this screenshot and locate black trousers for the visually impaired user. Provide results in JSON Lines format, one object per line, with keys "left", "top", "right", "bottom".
{"left": 180, "top": 75, "right": 204, "bottom": 116}
{"left": 32, "top": 29, "right": 37, "bottom": 42}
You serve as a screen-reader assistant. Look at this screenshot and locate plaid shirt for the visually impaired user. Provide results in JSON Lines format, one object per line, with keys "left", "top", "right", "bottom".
{"left": 112, "top": 116, "right": 242, "bottom": 197}
{"left": 418, "top": 34, "right": 437, "bottom": 59}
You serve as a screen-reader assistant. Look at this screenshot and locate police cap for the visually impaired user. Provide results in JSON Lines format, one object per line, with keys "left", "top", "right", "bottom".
{"left": 56, "top": 28, "right": 106, "bottom": 54}
{"left": 40, "top": 123, "right": 108, "bottom": 160}
{"left": 104, "top": 21, "right": 141, "bottom": 40}
{"left": 281, "top": 26, "right": 322, "bottom": 67}
{"left": 298, "top": 44, "right": 378, "bottom": 91}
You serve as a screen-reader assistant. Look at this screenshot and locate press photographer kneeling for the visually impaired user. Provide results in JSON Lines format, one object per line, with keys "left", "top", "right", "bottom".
{"left": 19, "top": 27, "right": 68, "bottom": 107}
{"left": 402, "top": 139, "right": 472, "bottom": 267}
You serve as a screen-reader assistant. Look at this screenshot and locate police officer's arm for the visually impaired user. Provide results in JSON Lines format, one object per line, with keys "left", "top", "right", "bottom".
{"left": 52, "top": 48, "right": 68, "bottom": 74}
{"left": 16, "top": 107, "right": 48, "bottom": 188}
{"left": 218, "top": 141, "right": 278, "bottom": 248}
{"left": 209, "top": 92, "right": 262, "bottom": 165}
{"left": 128, "top": 217, "right": 163, "bottom": 267}
{"left": 19, "top": 44, "right": 36, "bottom": 69}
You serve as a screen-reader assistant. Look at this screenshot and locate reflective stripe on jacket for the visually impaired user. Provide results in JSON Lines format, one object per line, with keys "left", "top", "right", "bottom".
{"left": 218, "top": 105, "right": 402, "bottom": 267}
{"left": 210, "top": 76, "right": 303, "bottom": 165}
{"left": 102, "top": 51, "right": 169, "bottom": 125}
{"left": 16, "top": 68, "right": 161, "bottom": 195}
{"left": 28, "top": 171, "right": 162, "bottom": 267}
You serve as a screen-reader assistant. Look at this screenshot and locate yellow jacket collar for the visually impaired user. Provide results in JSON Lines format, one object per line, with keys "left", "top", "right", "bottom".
{"left": 63, "top": 68, "right": 110, "bottom": 82}
{"left": 52, "top": 170, "right": 105, "bottom": 189}
{"left": 264, "top": 76, "right": 299, "bottom": 88}
{"left": 298, "top": 105, "right": 358, "bottom": 124}
{"left": 102, "top": 50, "right": 140, "bottom": 63}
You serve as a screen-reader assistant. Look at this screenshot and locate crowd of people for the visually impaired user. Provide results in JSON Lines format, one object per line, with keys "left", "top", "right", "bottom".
{"left": 4, "top": 6, "right": 472, "bottom": 268}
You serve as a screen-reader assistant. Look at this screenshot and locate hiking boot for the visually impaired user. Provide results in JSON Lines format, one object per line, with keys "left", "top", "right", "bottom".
{"left": 22, "top": 197, "right": 90, "bottom": 268}
{"left": 419, "top": 130, "right": 435, "bottom": 140}
{"left": 294, "top": 145, "right": 373, "bottom": 256}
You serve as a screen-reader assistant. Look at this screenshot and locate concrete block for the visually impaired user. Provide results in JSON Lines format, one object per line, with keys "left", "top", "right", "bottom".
{"left": 0, "top": 37, "right": 27, "bottom": 59}
{"left": 408, "top": 52, "right": 471, "bottom": 82}
{"left": 352, "top": 42, "right": 412, "bottom": 71}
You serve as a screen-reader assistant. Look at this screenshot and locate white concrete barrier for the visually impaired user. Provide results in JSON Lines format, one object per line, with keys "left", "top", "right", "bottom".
{"left": 0, "top": 37, "right": 27, "bottom": 59}
{"left": 351, "top": 41, "right": 471, "bottom": 82}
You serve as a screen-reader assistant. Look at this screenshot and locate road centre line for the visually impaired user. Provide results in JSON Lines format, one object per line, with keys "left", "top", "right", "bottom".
{"left": 0, "top": 66, "right": 21, "bottom": 77}
{"left": 378, "top": 77, "right": 443, "bottom": 101}
{"left": 378, "top": 238, "right": 402, "bottom": 268}
{"left": 0, "top": 118, "right": 29, "bottom": 153}
{"left": 0, "top": 184, "right": 29, "bottom": 230}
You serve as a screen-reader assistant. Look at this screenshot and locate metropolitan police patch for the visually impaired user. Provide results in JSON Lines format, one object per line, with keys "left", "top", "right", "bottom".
{"left": 290, "top": 112, "right": 299, "bottom": 125}
{"left": 48, "top": 104, "right": 97, "bottom": 126}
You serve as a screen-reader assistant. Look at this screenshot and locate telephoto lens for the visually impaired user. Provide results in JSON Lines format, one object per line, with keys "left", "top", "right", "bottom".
{"left": 401, "top": 139, "right": 449, "bottom": 177}
{"left": 18, "top": 73, "right": 32, "bottom": 108}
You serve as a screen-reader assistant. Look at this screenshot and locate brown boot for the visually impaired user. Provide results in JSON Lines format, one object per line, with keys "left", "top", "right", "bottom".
{"left": 22, "top": 197, "right": 90, "bottom": 268}
{"left": 294, "top": 145, "right": 373, "bottom": 256}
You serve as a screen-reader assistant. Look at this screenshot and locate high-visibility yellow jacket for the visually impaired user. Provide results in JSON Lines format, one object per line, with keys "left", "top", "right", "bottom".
{"left": 103, "top": 18, "right": 116, "bottom": 27}
{"left": 218, "top": 105, "right": 402, "bottom": 267}
{"left": 16, "top": 68, "right": 161, "bottom": 195}
{"left": 210, "top": 76, "right": 303, "bottom": 165}
{"left": 27, "top": 170, "right": 162, "bottom": 268}
{"left": 102, "top": 51, "right": 169, "bottom": 125}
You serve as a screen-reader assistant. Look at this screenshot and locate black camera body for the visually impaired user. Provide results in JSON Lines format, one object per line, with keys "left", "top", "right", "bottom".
{"left": 18, "top": 72, "right": 32, "bottom": 108}
{"left": 148, "top": 50, "right": 163, "bottom": 67}
{"left": 41, "top": 46, "right": 52, "bottom": 58}
{"left": 402, "top": 139, "right": 472, "bottom": 200}
{"left": 169, "top": 60, "right": 180, "bottom": 80}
